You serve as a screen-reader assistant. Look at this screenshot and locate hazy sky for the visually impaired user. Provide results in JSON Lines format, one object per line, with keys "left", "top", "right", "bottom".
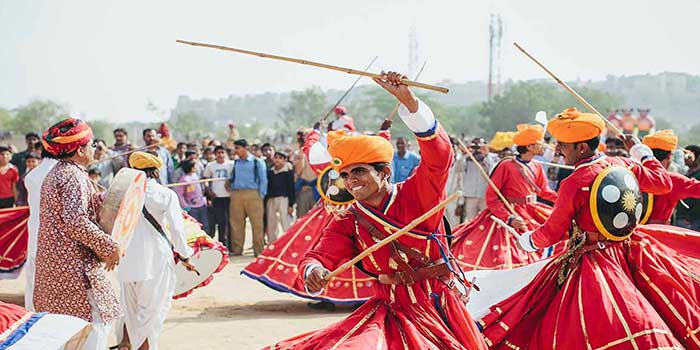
{"left": 1, "top": 0, "right": 699, "bottom": 122}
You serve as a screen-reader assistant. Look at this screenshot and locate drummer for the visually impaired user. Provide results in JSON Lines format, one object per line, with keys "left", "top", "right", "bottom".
{"left": 33, "top": 118, "right": 122, "bottom": 350}
{"left": 115, "top": 151, "right": 194, "bottom": 350}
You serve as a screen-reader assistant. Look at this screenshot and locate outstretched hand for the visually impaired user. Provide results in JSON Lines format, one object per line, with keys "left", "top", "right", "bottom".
{"left": 373, "top": 71, "right": 419, "bottom": 113}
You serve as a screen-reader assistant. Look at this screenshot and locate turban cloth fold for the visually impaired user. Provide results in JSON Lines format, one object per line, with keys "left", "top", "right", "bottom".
{"left": 41, "top": 118, "right": 93, "bottom": 157}
{"left": 513, "top": 124, "right": 545, "bottom": 146}
{"left": 327, "top": 135, "right": 394, "bottom": 172}
{"left": 642, "top": 129, "right": 678, "bottom": 152}
{"left": 547, "top": 108, "right": 604, "bottom": 143}
{"left": 129, "top": 151, "right": 164, "bottom": 170}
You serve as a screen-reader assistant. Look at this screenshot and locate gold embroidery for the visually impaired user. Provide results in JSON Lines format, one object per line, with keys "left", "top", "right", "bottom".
{"left": 260, "top": 208, "right": 322, "bottom": 275}
{"left": 329, "top": 304, "right": 382, "bottom": 350}
{"left": 595, "top": 329, "right": 674, "bottom": 350}
{"left": 577, "top": 276, "right": 593, "bottom": 350}
{"left": 553, "top": 271, "right": 576, "bottom": 349}
{"left": 473, "top": 221, "right": 497, "bottom": 268}
{"left": 591, "top": 253, "right": 640, "bottom": 350}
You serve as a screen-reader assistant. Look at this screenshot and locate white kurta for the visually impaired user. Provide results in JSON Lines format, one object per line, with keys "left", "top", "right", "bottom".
{"left": 116, "top": 178, "right": 192, "bottom": 349}
{"left": 22, "top": 158, "right": 58, "bottom": 311}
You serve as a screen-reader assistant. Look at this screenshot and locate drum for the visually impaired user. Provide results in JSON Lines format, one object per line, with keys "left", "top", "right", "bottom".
{"left": 99, "top": 168, "right": 146, "bottom": 252}
{"left": 173, "top": 213, "right": 228, "bottom": 299}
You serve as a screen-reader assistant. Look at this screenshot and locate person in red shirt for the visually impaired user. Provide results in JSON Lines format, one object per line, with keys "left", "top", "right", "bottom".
{"left": 480, "top": 108, "right": 700, "bottom": 350}
{"left": 450, "top": 124, "right": 558, "bottom": 271}
{"left": 642, "top": 129, "right": 700, "bottom": 224}
{"left": 0, "top": 146, "right": 19, "bottom": 208}
{"left": 268, "top": 72, "right": 486, "bottom": 350}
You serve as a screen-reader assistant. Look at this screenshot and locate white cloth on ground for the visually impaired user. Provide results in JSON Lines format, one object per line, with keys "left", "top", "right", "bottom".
{"left": 23, "top": 157, "right": 58, "bottom": 310}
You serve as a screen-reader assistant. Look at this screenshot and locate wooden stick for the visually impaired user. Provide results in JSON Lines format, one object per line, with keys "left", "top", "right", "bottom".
{"left": 320, "top": 56, "right": 379, "bottom": 123}
{"left": 533, "top": 159, "right": 574, "bottom": 170}
{"left": 386, "top": 61, "right": 428, "bottom": 122}
{"left": 490, "top": 215, "right": 521, "bottom": 239}
{"left": 457, "top": 140, "right": 518, "bottom": 217}
{"left": 324, "top": 191, "right": 461, "bottom": 280}
{"left": 513, "top": 42, "right": 623, "bottom": 137}
{"left": 166, "top": 177, "right": 227, "bottom": 188}
{"left": 92, "top": 143, "right": 160, "bottom": 165}
{"left": 176, "top": 40, "right": 449, "bottom": 94}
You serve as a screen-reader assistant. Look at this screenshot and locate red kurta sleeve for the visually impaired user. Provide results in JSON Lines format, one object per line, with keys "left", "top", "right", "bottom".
{"left": 531, "top": 177, "right": 581, "bottom": 248}
{"left": 674, "top": 173, "right": 700, "bottom": 198}
{"left": 629, "top": 158, "right": 672, "bottom": 195}
{"left": 485, "top": 161, "right": 511, "bottom": 221}
{"left": 298, "top": 216, "right": 359, "bottom": 275}
{"left": 399, "top": 126, "right": 454, "bottom": 230}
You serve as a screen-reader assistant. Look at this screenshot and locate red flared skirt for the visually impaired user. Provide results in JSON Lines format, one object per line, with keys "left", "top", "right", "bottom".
{"left": 242, "top": 204, "right": 374, "bottom": 304}
{"left": 265, "top": 278, "right": 487, "bottom": 350}
{"left": 0, "top": 207, "right": 29, "bottom": 274}
{"left": 450, "top": 203, "right": 554, "bottom": 271}
{"left": 479, "top": 228, "right": 700, "bottom": 350}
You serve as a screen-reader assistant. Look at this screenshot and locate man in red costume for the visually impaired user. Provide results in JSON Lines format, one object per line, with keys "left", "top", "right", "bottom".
{"left": 480, "top": 108, "right": 700, "bottom": 350}
{"left": 449, "top": 124, "right": 557, "bottom": 271}
{"left": 642, "top": 129, "right": 700, "bottom": 224}
{"left": 268, "top": 72, "right": 486, "bottom": 350}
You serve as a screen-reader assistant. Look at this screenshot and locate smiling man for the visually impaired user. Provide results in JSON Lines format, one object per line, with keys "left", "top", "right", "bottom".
{"left": 268, "top": 72, "right": 486, "bottom": 350}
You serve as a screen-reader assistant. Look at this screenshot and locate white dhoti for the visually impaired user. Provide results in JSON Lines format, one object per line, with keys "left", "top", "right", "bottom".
{"left": 116, "top": 262, "right": 176, "bottom": 350}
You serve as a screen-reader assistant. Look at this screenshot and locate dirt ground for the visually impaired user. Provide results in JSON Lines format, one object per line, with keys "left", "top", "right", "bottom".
{"left": 0, "top": 254, "right": 354, "bottom": 349}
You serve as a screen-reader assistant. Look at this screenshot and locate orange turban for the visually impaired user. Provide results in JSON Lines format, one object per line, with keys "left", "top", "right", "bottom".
{"left": 513, "top": 124, "right": 545, "bottom": 146}
{"left": 327, "top": 135, "right": 394, "bottom": 171}
{"left": 547, "top": 108, "right": 605, "bottom": 143}
{"left": 642, "top": 129, "right": 678, "bottom": 152}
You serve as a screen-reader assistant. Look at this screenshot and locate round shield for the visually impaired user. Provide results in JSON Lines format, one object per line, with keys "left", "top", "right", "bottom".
{"left": 316, "top": 165, "right": 354, "bottom": 205}
{"left": 99, "top": 168, "right": 146, "bottom": 252}
{"left": 638, "top": 192, "right": 654, "bottom": 225}
{"left": 589, "top": 165, "right": 643, "bottom": 241}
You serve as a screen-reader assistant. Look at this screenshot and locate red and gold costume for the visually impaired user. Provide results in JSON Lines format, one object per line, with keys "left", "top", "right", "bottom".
{"left": 451, "top": 125, "right": 558, "bottom": 270}
{"left": 268, "top": 100, "right": 486, "bottom": 350}
{"left": 643, "top": 130, "right": 700, "bottom": 224}
{"left": 241, "top": 127, "right": 388, "bottom": 304}
{"left": 480, "top": 109, "right": 700, "bottom": 350}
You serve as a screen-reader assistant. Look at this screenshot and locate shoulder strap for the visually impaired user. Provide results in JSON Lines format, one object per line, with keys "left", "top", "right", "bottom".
{"left": 511, "top": 159, "right": 539, "bottom": 193}
{"left": 349, "top": 207, "right": 431, "bottom": 267}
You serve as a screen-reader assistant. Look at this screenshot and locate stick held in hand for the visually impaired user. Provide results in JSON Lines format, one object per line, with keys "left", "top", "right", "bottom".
{"left": 324, "top": 191, "right": 462, "bottom": 281}
{"left": 176, "top": 39, "right": 449, "bottom": 94}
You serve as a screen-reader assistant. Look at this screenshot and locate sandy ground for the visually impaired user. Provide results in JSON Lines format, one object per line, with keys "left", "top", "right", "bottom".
{"left": 0, "top": 253, "right": 354, "bottom": 349}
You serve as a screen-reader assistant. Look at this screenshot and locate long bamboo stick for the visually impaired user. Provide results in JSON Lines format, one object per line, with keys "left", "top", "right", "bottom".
{"left": 386, "top": 61, "right": 428, "bottom": 122}
{"left": 166, "top": 177, "right": 227, "bottom": 188}
{"left": 320, "top": 56, "right": 378, "bottom": 123}
{"left": 457, "top": 140, "right": 518, "bottom": 217}
{"left": 513, "top": 42, "right": 623, "bottom": 137}
{"left": 324, "top": 191, "right": 461, "bottom": 280}
{"left": 176, "top": 40, "right": 449, "bottom": 94}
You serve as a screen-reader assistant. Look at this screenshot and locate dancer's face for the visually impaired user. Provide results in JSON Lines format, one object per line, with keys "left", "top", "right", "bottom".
{"left": 339, "top": 164, "right": 388, "bottom": 202}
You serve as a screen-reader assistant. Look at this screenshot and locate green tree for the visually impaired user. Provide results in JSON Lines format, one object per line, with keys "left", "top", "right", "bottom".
{"left": 278, "top": 87, "right": 327, "bottom": 130}
{"left": 0, "top": 108, "right": 12, "bottom": 129}
{"left": 479, "top": 82, "right": 624, "bottom": 136}
{"left": 89, "top": 119, "right": 116, "bottom": 144}
{"left": 12, "top": 99, "right": 67, "bottom": 134}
